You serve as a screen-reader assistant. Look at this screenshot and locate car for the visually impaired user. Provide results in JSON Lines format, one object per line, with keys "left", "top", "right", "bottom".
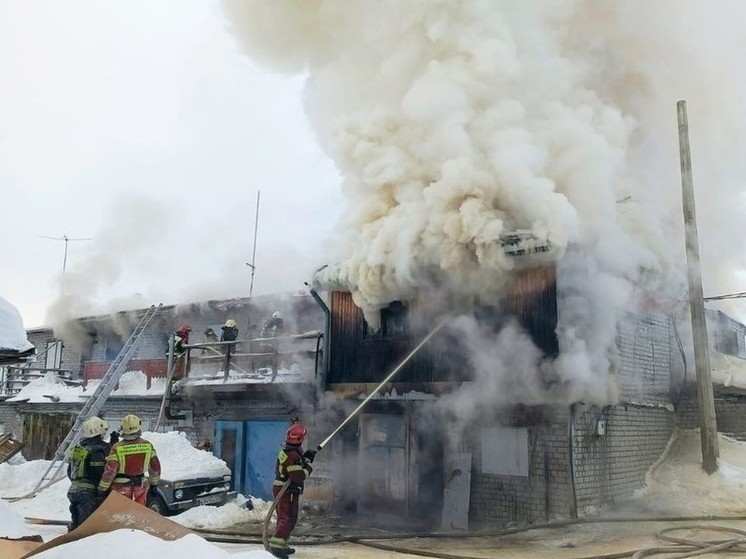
{"left": 147, "top": 473, "right": 236, "bottom": 516}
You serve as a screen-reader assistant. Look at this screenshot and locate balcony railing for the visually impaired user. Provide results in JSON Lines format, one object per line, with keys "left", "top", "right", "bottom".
{"left": 179, "top": 331, "right": 324, "bottom": 383}
{"left": 0, "top": 366, "right": 78, "bottom": 397}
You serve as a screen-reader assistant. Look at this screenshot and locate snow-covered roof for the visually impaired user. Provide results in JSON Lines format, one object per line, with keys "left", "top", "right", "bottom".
{"left": 0, "top": 297, "right": 34, "bottom": 365}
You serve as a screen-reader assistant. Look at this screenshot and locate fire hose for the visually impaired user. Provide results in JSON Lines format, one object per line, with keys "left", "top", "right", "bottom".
{"left": 261, "top": 316, "right": 450, "bottom": 552}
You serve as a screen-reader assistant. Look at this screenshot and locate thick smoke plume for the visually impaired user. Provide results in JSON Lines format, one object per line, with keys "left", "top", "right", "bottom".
{"left": 223, "top": 1, "right": 746, "bottom": 406}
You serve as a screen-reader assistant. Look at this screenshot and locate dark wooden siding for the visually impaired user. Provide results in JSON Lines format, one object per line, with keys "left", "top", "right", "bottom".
{"left": 328, "top": 265, "right": 558, "bottom": 385}
{"left": 22, "top": 412, "right": 75, "bottom": 460}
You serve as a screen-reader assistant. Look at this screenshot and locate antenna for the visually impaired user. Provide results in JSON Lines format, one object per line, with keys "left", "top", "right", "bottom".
{"left": 245, "top": 190, "right": 261, "bottom": 298}
{"left": 40, "top": 234, "right": 93, "bottom": 295}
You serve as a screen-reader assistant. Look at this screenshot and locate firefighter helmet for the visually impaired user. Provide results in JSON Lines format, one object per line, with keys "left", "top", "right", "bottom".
{"left": 272, "top": 311, "right": 283, "bottom": 320}
{"left": 120, "top": 414, "right": 142, "bottom": 436}
{"left": 285, "top": 423, "right": 307, "bottom": 445}
{"left": 82, "top": 417, "right": 109, "bottom": 439}
{"left": 225, "top": 319, "right": 238, "bottom": 328}
{"left": 177, "top": 324, "right": 192, "bottom": 334}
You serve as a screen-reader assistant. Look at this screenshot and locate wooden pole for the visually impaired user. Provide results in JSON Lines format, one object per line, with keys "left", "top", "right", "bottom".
{"left": 677, "top": 100, "right": 719, "bottom": 473}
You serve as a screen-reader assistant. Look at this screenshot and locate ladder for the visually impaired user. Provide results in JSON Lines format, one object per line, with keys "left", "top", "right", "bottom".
{"left": 23, "top": 304, "right": 162, "bottom": 499}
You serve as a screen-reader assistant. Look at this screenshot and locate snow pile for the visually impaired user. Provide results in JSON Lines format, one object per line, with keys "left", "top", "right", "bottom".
{"left": 31, "top": 530, "right": 272, "bottom": 559}
{"left": 145, "top": 431, "right": 231, "bottom": 481}
{"left": 0, "top": 499, "right": 36, "bottom": 538}
{"left": 88, "top": 370, "right": 166, "bottom": 395}
{"left": 0, "top": 459, "right": 55, "bottom": 497}
{"left": 7, "top": 373, "right": 84, "bottom": 403}
{"left": 172, "top": 497, "right": 269, "bottom": 530}
{"left": 189, "top": 364, "right": 309, "bottom": 386}
{"left": 0, "top": 296, "right": 33, "bottom": 351}
{"left": 630, "top": 429, "right": 746, "bottom": 515}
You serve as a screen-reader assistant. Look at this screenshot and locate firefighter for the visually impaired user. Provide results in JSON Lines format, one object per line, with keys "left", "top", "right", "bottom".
{"left": 268, "top": 422, "right": 316, "bottom": 559}
{"left": 169, "top": 324, "right": 192, "bottom": 358}
{"left": 220, "top": 319, "right": 239, "bottom": 343}
{"left": 66, "top": 417, "right": 111, "bottom": 532}
{"left": 98, "top": 414, "right": 161, "bottom": 506}
{"left": 201, "top": 327, "right": 221, "bottom": 355}
{"left": 259, "top": 311, "right": 284, "bottom": 339}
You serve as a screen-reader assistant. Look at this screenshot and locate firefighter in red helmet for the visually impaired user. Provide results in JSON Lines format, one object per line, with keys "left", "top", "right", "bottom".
{"left": 267, "top": 421, "right": 315, "bottom": 558}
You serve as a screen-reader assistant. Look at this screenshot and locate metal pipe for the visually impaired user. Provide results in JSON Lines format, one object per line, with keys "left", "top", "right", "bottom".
{"left": 306, "top": 285, "right": 331, "bottom": 384}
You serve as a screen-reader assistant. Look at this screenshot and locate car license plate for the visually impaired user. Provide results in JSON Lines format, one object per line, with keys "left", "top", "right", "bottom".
{"left": 198, "top": 494, "right": 223, "bottom": 506}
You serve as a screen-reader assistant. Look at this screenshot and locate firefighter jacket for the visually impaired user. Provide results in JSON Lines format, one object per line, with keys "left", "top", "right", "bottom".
{"left": 273, "top": 443, "right": 312, "bottom": 494}
{"left": 220, "top": 325, "right": 238, "bottom": 342}
{"left": 67, "top": 435, "right": 110, "bottom": 491}
{"left": 98, "top": 437, "right": 161, "bottom": 492}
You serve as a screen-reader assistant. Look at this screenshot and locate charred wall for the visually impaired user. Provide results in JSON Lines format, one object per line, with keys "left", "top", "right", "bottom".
{"left": 327, "top": 265, "right": 558, "bottom": 384}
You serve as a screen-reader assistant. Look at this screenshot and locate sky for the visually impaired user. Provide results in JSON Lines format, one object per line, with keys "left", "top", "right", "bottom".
{"left": 0, "top": 0, "right": 342, "bottom": 328}
{"left": 5, "top": 428, "right": 746, "bottom": 557}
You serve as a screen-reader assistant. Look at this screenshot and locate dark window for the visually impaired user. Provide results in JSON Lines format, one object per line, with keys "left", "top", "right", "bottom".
{"left": 382, "top": 302, "right": 406, "bottom": 337}
{"left": 362, "top": 301, "right": 407, "bottom": 339}
{"left": 105, "top": 338, "right": 124, "bottom": 361}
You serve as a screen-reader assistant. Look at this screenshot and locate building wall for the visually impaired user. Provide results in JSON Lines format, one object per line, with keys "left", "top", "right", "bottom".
{"left": 469, "top": 418, "right": 574, "bottom": 526}
{"left": 26, "top": 329, "right": 85, "bottom": 378}
{"left": 677, "top": 391, "right": 746, "bottom": 440}
{"left": 572, "top": 404, "right": 674, "bottom": 514}
{"left": 469, "top": 311, "right": 677, "bottom": 525}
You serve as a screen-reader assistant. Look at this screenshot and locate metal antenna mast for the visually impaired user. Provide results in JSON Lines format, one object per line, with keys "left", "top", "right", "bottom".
{"left": 40, "top": 234, "right": 93, "bottom": 295}
{"left": 246, "top": 190, "right": 261, "bottom": 297}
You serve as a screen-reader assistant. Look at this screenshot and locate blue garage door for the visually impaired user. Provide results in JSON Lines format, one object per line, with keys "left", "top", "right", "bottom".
{"left": 214, "top": 421, "right": 245, "bottom": 493}
{"left": 244, "top": 420, "right": 288, "bottom": 500}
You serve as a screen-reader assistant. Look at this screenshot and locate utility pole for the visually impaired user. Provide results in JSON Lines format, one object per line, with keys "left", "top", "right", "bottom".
{"left": 245, "top": 190, "right": 261, "bottom": 298}
{"left": 40, "top": 234, "right": 93, "bottom": 296}
{"left": 677, "top": 100, "right": 719, "bottom": 474}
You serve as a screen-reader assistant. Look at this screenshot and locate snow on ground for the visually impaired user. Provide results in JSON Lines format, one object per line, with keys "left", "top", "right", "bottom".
{"left": 31, "top": 530, "right": 273, "bottom": 559}
{"left": 0, "top": 499, "right": 36, "bottom": 538}
{"left": 9, "top": 427, "right": 746, "bottom": 557}
{"left": 625, "top": 428, "right": 746, "bottom": 515}
{"left": 0, "top": 296, "right": 33, "bottom": 351}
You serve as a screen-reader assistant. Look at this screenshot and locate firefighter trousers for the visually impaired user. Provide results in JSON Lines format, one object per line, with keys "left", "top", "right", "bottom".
{"left": 67, "top": 488, "right": 102, "bottom": 532}
{"left": 272, "top": 485, "right": 300, "bottom": 540}
{"left": 111, "top": 482, "right": 148, "bottom": 505}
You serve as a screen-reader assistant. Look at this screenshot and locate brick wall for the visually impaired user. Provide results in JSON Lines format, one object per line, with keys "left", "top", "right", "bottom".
{"left": 572, "top": 404, "right": 674, "bottom": 514}
{"left": 677, "top": 391, "right": 746, "bottom": 440}
{"left": 469, "top": 420, "right": 574, "bottom": 527}
{"left": 469, "top": 310, "right": 677, "bottom": 526}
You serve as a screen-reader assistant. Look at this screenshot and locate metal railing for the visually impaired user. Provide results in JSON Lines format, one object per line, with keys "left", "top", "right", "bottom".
{"left": 179, "top": 331, "right": 324, "bottom": 383}
{"left": 1, "top": 366, "right": 78, "bottom": 397}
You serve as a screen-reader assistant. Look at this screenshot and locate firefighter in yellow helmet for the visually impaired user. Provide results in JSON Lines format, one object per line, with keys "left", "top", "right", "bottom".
{"left": 97, "top": 414, "right": 161, "bottom": 506}
{"left": 66, "top": 417, "right": 111, "bottom": 531}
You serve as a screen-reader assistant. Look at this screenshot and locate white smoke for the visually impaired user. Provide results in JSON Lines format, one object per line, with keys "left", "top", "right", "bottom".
{"left": 223, "top": 1, "right": 746, "bottom": 405}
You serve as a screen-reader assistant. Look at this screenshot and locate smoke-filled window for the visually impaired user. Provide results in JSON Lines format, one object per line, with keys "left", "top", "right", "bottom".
{"left": 382, "top": 302, "right": 407, "bottom": 337}
{"left": 362, "top": 301, "right": 408, "bottom": 339}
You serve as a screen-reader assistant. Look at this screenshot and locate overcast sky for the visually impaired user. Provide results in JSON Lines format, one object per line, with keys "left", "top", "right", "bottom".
{"left": 2, "top": 1, "right": 746, "bottom": 333}
{"left": 0, "top": 0, "right": 343, "bottom": 328}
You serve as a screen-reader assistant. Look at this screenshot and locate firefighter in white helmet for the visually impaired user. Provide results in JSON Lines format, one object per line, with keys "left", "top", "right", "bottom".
{"left": 66, "top": 417, "right": 111, "bottom": 531}
{"left": 98, "top": 414, "right": 161, "bottom": 506}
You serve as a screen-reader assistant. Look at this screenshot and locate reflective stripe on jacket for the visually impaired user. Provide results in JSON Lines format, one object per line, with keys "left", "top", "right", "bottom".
{"left": 98, "top": 437, "right": 161, "bottom": 491}
{"left": 68, "top": 436, "right": 110, "bottom": 490}
{"left": 273, "top": 444, "right": 311, "bottom": 488}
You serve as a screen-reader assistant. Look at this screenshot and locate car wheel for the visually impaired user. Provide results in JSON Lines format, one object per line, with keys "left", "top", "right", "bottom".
{"left": 147, "top": 494, "right": 171, "bottom": 516}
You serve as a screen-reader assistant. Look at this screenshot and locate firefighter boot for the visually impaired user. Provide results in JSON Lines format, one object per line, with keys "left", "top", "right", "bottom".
{"left": 268, "top": 549, "right": 289, "bottom": 559}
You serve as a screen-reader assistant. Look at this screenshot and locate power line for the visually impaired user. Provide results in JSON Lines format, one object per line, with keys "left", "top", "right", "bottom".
{"left": 704, "top": 291, "right": 746, "bottom": 302}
